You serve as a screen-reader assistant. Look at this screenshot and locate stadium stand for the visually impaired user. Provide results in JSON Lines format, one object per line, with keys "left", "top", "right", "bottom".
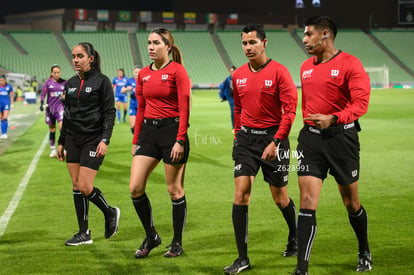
{"left": 324, "top": 29, "right": 413, "bottom": 84}
{"left": 216, "top": 31, "right": 246, "bottom": 68}
{"left": 2, "top": 32, "right": 72, "bottom": 81}
{"left": 217, "top": 30, "right": 308, "bottom": 86}
{"left": 371, "top": 30, "right": 414, "bottom": 74}
{"left": 1, "top": 29, "right": 413, "bottom": 87}
{"left": 62, "top": 31, "right": 135, "bottom": 79}
{"left": 265, "top": 31, "right": 309, "bottom": 85}
{"left": 137, "top": 31, "right": 228, "bottom": 87}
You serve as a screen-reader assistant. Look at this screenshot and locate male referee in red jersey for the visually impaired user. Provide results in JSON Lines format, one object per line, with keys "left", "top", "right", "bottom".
{"left": 224, "top": 23, "right": 298, "bottom": 274}
{"left": 292, "top": 16, "right": 372, "bottom": 275}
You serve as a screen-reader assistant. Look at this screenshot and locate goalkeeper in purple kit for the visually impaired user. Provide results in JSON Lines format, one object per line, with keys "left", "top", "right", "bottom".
{"left": 40, "top": 64, "right": 66, "bottom": 158}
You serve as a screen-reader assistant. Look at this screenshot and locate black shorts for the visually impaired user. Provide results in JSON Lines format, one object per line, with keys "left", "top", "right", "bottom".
{"left": 64, "top": 132, "right": 104, "bottom": 171}
{"left": 296, "top": 122, "right": 360, "bottom": 185}
{"left": 135, "top": 117, "right": 190, "bottom": 164}
{"left": 232, "top": 126, "right": 290, "bottom": 187}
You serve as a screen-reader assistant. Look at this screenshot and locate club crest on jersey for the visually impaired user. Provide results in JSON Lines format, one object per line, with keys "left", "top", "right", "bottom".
{"left": 85, "top": 87, "right": 92, "bottom": 93}
{"left": 265, "top": 80, "right": 272, "bottom": 88}
{"left": 142, "top": 75, "right": 151, "bottom": 82}
{"left": 161, "top": 74, "right": 168, "bottom": 81}
{"left": 331, "top": 69, "right": 339, "bottom": 78}
{"left": 302, "top": 69, "right": 313, "bottom": 80}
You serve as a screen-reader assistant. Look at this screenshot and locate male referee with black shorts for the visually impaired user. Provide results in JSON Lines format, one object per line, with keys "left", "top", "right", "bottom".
{"left": 223, "top": 23, "right": 298, "bottom": 274}
{"left": 292, "top": 16, "right": 372, "bottom": 274}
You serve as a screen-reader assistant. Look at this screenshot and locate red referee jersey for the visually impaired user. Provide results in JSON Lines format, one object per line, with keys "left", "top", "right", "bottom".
{"left": 300, "top": 50, "right": 371, "bottom": 125}
{"left": 132, "top": 61, "right": 190, "bottom": 145}
{"left": 232, "top": 59, "right": 298, "bottom": 140}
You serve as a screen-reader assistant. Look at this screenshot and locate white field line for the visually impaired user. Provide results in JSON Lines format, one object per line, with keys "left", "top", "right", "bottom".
{"left": 0, "top": 132, "right": 49, "bottom": 239}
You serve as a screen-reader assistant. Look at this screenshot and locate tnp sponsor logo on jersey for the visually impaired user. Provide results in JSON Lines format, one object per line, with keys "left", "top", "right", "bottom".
{"left": 68, "top": 87, "right": 77, "bottom": 94}
{"left": 302, "top": 69, "right": 313, "bottom": 80}
{"left": 331, "top": 69, "right": 339, "bottom": 78}
{"left": 236, "top": 78, "right": 247, "bottom": 88}
{"left": 234, "top": 164, "right": 242, "bottom": 173}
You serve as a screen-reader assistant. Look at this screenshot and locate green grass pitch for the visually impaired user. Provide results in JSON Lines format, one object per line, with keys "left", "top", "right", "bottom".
{"left": 0, "top": 88, "right": 413, "bottom": 274}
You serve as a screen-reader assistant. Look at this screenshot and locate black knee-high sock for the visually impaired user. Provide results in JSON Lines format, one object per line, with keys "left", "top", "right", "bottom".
{"left": 86, "top": 187, "right": 111, "bottom": 216}
{"left": 280, "top": 197, "right": 297, "bottom": 241}
{"left": 132, "top": 193, "right": 156, "bottom": 237}
{"left": 232, "top": 204, "right": 248, "bottom": 259}
{"left": 349, "top": 205, "right": 370, "bottom": 253}
{"left": 123, "top": 110, "right": 127, "bottom": 120}
{"left": 297, "top": 209, "right": 317, "bottom": 272}
{"left": 172, "top": 196, "right": 187, "bottom": 244}
{"left": 130, "top": 127, "right": 135, "bottom": 134}
{"left": 73, "top": 190, "right": 89, "bottom": 233}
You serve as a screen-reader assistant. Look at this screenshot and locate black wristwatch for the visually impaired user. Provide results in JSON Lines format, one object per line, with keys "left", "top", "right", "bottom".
{"left": 332, "top": 115, "right": 338, "bottom": 124}
{"left": 176, "top": 140, "right": 185, "bottom": 146}
{"left": 101, "top": 138, "right": 109, "bottom": 145}
{"left": 273, "top": 138, "right": 282, "bottom": 147}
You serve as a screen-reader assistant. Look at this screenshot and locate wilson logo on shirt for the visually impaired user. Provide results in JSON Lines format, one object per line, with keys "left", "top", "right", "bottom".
{"left": 161, "top": 74, "right": 168, "bottom": 81}
{"left": 302, "top": 69, "right": 313, "bottom": 80}
{"left": 331, "top": 70, "right": 339, "bottom": 78}
{"left": 265, "top": 80, "right": 273, "bottom": 88}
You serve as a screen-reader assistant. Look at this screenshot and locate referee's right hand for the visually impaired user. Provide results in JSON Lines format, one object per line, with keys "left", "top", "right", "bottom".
{"left": 57, "top": 145, "right": 65, "bottom": 161}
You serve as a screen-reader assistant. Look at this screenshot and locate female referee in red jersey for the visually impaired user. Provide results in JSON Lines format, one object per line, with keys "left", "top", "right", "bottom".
{"left": 292, "top": 16, "right": 371, "bottom": 275}
{"left": 130, "top": 27, "right": 191, "bottom": 259}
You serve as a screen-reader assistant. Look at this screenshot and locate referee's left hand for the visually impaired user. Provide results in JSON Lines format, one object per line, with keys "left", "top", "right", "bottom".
{"left": 170, "top": 142, "right": 184, "bottom": 163}
{"left": 262, "top": 142, "right": 277, "bottom": 161}
{"left": 96, "top": 141, "right": 107, "bottom": 157}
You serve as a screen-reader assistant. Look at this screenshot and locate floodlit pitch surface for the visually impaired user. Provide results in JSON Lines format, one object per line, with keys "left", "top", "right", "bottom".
{"left": 0, "top": 89, "right": 413, "bottom": 274}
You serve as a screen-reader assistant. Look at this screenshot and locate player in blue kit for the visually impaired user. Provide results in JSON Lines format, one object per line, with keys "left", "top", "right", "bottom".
{"left": 112, "top": 68, "right": 129, "bottom": 124}
{"left": 40, "top": 64, "right": 66, "bottom": 157}
{"left": 122, "top": 65, "right": 141, "bottom": 134}
{"left": 0, "top": 75, "right": 13, "bottom": 139}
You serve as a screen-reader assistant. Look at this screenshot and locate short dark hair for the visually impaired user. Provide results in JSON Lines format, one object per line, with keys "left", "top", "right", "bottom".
{"left": 304, "top": 16, "right": 337, "bottom": 38}
{"left": 242, "top": 23, "right": 266, "bottom": 41}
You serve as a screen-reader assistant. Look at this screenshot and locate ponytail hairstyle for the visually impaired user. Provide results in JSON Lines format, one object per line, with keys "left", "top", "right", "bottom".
{"left": 150, "top": 27, "right": 183, "bottom": 65}
{"left": 50, "top": 64, "right": 65, "bottom": 83}
{"left": 77, "top": 42, "right": 102, "bottom": 73}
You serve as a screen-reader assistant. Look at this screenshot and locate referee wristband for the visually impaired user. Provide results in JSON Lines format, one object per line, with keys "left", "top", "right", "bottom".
{"left": 176, "top": 140, "right": 185, "bottom": 146}
{"left": 273, "top": 138, "right": 282, "bottom": 147}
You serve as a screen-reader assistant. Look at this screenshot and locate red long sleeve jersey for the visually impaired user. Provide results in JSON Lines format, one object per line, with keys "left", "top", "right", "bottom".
{"left": 132, "top": 61, "right": 190, "bottom": 145}
{"left": 300, "top": 51, "right": 371, "bottom": 125}
{"left": 232, "top": 59, "right": 298, "bottom": 140}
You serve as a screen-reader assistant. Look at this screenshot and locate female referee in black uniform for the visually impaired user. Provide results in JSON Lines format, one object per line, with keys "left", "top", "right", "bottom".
{"left": 57, "top": 42, "right": 120, "bottom": 246}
